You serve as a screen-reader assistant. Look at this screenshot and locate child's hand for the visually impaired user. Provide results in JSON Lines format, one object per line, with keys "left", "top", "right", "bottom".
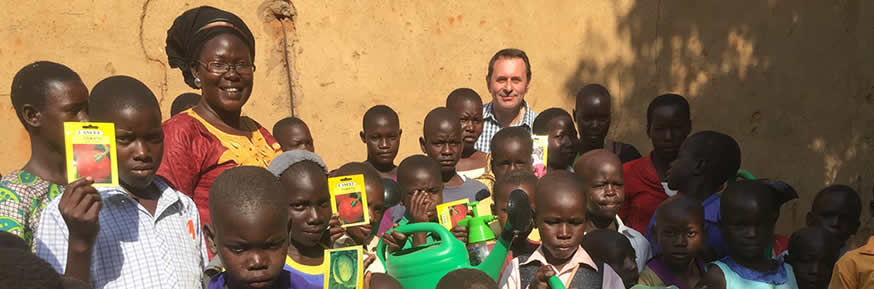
{"left": 534, "top": 164, "right": 547, "bottom": 178}
{"left": 531, "top": 265, "right": 556, "bottom": 289}
{"left": 59, "top": 178, "right": 103, "bottom": 253}
{"left": 363, "top": 271, "right": 373, "bottom": 289}
{"left": 382, "top": 224, "right": 408, "bottom": 253}
{"left": 325, "top": 214, "right": 346, "bottom": 245}
{"left": 408, "top": 190, "right": 433, "bottom": 223}
{"left": 450, "top": 225, "right": 469, "bottom": 244}
{"left": 363, "top": 254, "right": 376, "bottom": 269}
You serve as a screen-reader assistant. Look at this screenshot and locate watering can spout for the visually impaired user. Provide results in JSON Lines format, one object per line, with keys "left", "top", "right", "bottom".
{"left": 474, "top": 189, "right": 533, "bottom": 280}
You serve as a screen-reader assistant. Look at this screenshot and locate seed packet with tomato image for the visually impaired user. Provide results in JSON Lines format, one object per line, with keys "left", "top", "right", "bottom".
{"left": 436, "top": 199, "right": 469, "bottom": 230}
{"left": 329, "top": 174, "right": 370, "bottom": 227}
{"left": 64, "top": 122, "right": 119, "bottom": 187}
{"left": 532, "top": 135, "right": 549, "bottom": 178}
{"left": 324, "top": 247, "right": 363, "bottom": 289}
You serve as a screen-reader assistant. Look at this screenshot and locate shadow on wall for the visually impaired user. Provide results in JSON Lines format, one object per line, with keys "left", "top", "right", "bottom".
{"left": 563, "top": 0, "right": 874, "bottom": 233}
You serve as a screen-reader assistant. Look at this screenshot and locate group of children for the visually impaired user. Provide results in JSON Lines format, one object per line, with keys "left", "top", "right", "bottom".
{"left": 0, "top": 59, "right": 873, "bottom": 289}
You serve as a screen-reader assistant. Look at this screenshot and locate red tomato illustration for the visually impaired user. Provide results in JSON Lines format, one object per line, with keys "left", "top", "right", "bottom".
{"left": 338, "top": 193, "right": 363, "bottom": 224}
{"left": 449, "top": 205, "right": 468, "bottom": 227}
{"left": 75, "top": 144, "right": 111, "bottom": 182}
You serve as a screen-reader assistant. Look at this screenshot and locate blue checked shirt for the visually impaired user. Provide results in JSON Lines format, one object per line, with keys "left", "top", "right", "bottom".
{"left": 35, "top": 178, "right": 207, "bottom": 289}
{"left": 474, "top": 100, "right": 538, "bottom": 153}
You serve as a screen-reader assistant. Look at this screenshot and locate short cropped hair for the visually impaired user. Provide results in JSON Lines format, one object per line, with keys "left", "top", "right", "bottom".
{"left": 490, "top": 126, "right": 533, "bottom": 155}
{"left": 170, "top": 92, "right": 200, "bottom": 115}
{"left": 208, "top": 166, "right": 286, "bottom": 221}
{"left": 576, "top": 83, "right": 611, "bottom": 102}
{"left": 362, "top": 105, "right": 399, "bottom": 130}
{"left": 10, "top": 61, "right": 83, "bottom": 126}
{"left": 436, "top": 268, "right": 498, "bottom": 289}
{"left": 532, "top": 107, "right": 571, "bottom": 135}
{"left": 446, "top": 88, "right": 483, "bottom": 107}
{"left": 334, "top": 162, "right": 383, "bottom": 189}
{"left": 423, "top": 107, "right": 460, "bottom": 136}
{"left": 272, "top": 117, "right": 309, "bottom": 137}
{"left": 88, "top": 75, "right": 160, "bottom": 122}
{"left": 684, "top": 131, "right": 741, "bottom": 186}
{"left": 655, "top": 195, "right": 705, "bottom": 225}
{"left": 723, "top": 180, "right": 798, "bottom": 218}
{"left": 0, "top": 248, "right": 64, "bottom": 289}
{"left": 397, "top": 155, "right": 441, "bottom": 184}
{"left": 646, "top": 93, "right": 690, "bottom": 130}
{"left": 812, "top": 184, "right": 862, "bottom": 212}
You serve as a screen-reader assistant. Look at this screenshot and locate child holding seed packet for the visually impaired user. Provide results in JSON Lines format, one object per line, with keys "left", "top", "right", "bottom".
{"left": 268, "top": 150, "right": 345, "bottom": 288}
{"left": 36, "top": 76, "right": 207, "bottom": 288}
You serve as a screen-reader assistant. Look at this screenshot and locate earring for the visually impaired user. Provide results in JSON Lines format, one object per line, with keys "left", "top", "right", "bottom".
{"left": 194, "top": 77, "right": 201, "bottom": 87}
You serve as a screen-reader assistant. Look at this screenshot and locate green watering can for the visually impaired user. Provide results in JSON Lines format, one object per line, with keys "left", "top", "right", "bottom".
{"left": 377, "top": 189, "right": 533, "bottom": 289}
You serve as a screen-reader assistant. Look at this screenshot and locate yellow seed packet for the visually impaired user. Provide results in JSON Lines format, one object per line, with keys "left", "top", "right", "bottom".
{"left": 324, "top": 247, "right": 364, "bottom": 289}
{"left": 64, "top": 122, "right": 119, "bottom": 187}
{"left": 436, "top": 199, "right": 469, "bottom": 230}
{"left": 532, "top": 135, "right": 549, "bottom": 178}
{"left": 329, "top": 174, "right": 370, "bottom": 227}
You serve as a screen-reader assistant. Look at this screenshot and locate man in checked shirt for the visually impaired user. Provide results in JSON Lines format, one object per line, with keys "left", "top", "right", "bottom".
{"left": 474, "top": 48, "right": 538, "bottom": 154}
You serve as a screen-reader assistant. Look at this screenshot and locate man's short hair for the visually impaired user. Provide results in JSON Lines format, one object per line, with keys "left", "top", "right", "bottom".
{"left": 486, "top": 48, "right": 531, "bottom": 83}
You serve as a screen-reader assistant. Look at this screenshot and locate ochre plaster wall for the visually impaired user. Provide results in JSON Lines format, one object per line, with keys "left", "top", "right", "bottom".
{"left": 1, "top": 0, "right": 872, "bottom": 234}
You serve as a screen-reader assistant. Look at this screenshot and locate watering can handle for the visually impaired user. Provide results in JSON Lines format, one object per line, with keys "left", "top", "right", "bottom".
{"left": 375, "top": 222, "right": 455, "bottom": 270}
{"left": 547, "top": 276, "right": 565, "bottom": 289}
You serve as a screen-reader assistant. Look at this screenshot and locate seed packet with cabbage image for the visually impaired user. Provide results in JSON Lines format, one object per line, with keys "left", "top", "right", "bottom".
{"left": 329, "top": 174, "right": 370, "bottom": 227}
{"left": 64, "top": 122, "right": 119, "bottom": 187}
{"left": 324, "top": 247, "right": 363, "bottom": 289}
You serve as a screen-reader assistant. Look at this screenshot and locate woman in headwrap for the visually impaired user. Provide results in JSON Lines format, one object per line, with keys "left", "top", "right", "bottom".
{"left": 159, "top": 6, "right": 281, "bottom": 228}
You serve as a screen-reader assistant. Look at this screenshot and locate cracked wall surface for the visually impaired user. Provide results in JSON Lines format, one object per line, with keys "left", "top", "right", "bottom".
{"left": 1, "top": 0, "right": 872, "bottom": 234}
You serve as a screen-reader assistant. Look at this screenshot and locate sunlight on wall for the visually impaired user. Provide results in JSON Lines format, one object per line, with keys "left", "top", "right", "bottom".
{"left": 810, "top": 135, "right": 867, "bottom": 185}
{"left": 723, "top": 29, "right": 761, "bottom": 79}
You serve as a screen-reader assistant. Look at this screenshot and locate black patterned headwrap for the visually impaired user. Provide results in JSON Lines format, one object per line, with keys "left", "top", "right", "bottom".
{"left": 165, "top": 6, "right": 255, "bottom": 89}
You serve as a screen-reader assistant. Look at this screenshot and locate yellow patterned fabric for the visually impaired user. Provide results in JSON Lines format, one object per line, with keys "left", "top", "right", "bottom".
{"left": 185, "top": 110, "right": 281, "bottom": 167}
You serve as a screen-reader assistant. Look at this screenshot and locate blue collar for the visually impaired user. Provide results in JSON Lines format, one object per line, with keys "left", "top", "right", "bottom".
{"left": 720, "top": 256, "right": 788, "bottom": 285}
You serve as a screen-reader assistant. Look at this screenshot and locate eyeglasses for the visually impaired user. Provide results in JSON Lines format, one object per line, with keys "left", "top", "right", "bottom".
{"left": 196, "top": 61, "right": 256, "bottom": 75}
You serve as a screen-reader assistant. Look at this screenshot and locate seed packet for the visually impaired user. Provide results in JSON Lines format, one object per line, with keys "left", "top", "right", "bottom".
{"left": 436, "top": 199, "right": 469, "bottom": 230}
{"left": 64, "top": 122, "right": 118, "bottom": 187}
{"left": 324, "top": 247, "right": 364, "bottom": 289}
{"left": 329, "top": 174, "right": 370, "bottom": 227}
{"left": 532, "top": 135, "right": 549, "bottom": 178}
